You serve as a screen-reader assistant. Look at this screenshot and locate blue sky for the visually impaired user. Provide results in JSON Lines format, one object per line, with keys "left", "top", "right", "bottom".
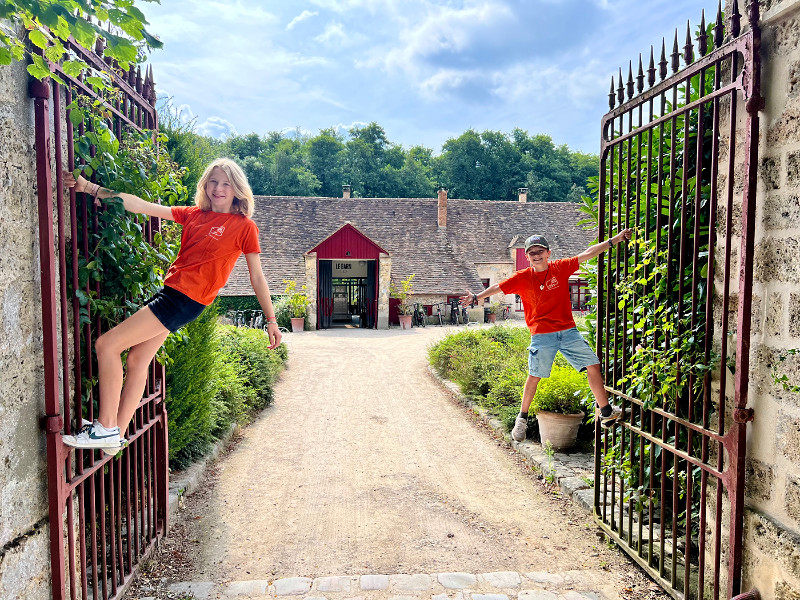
{"left": 141, "top": 0, "right": 721, "bottom": 155}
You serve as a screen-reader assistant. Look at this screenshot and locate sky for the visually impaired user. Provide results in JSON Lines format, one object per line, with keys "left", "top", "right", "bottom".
{"left": 140, "top": 0, "right": 722, "bottom": 156}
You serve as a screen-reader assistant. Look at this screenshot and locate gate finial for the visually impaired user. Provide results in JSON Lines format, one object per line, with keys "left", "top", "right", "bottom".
{"left": 659, "top": 39, "right": 667, "bottom": 81}
{"left": 731, "top": 0, "right": 741, "bottom": 38}
{"left": 671, "top": 30, "right": 680, "bottom": 73}
{"left": 647, "top": 46, "right": 656, "bottom": 88}
{"left": 698, "top": 10, "right": 708, "bottom": 57}
{"left": 617, "top": 67, "right": 624, "bottom": 104}
{"left": 684, "top": 20, "right": 694, "bottom": 65}
{"left": 609, "top": 77, "right": 616, "bottom": 110}
{"left": 626, "top": 61, "right": 634, "bottom": 100}
{"left": 637, "top": 54, "right": 645, "bottom": 94}
{"left": 714, "top": 0, "right": 724, "bottom": 48}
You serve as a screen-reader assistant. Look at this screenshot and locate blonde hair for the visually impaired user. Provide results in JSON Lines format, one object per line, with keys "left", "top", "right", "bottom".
{"left": 195, "top": 158, "right": 254, "bottom": 218}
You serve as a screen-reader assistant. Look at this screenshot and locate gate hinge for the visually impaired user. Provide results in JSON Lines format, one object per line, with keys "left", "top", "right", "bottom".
{"left": 745, "top": 95, "right": 765, "bottom": 113}
{"left": 734, "top": 408, "right": 754, "bottom": 423}
{"left": 40, "top": 414, "right": 64, "bottom": 434}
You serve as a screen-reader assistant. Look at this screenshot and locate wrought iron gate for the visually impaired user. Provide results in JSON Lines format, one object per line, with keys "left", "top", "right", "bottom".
{"left": 32, "top": 37, "right": 169, "bottom": 600}
{"left": 594, "top": 2, "right": 761, "bottom": 599}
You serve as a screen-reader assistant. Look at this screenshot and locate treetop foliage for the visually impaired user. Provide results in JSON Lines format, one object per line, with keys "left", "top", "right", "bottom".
{"left": 158, "top": 100, "right": 599, "bottom": 203}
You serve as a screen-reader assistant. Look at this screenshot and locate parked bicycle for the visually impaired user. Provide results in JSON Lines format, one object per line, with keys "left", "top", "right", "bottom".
{"left": 500, "top": 303, "right": 512, "bottom": 320}
{"left": 432, "top": 302, "right": 445, "bottom": 326}
{"left": 412, "top": 302, "right": 427, "bottom": 327}
{"left": 449, "top": 298, "right": 460, "bottom": 325}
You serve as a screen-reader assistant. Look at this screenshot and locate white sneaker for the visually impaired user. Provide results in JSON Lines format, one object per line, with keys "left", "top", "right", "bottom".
{"left": 511, "top": 415, "right": 528, "bottom": 442}
{"left": 599, "top": 404, "right": 623, "bottom": 429}
{"left": 62, "top": 420, "right": 121, "bottom": 450}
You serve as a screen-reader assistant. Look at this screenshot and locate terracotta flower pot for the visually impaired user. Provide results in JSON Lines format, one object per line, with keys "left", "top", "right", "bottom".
{"left": 398, "top": 314, "right": 413, "bottom": 330}
{"left": 290, "top": 317, "right": 305, "bottom": 332}
{"left": 536, "top": 410, "right": 585, "bottom": 449}
{"left": 487, "top": 313, "right": 497, "bottom": 323}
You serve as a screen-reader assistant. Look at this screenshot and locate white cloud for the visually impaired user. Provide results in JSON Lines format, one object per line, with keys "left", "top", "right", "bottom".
{"left": 314, "top": 21, "right": 347, "bottom": 44}
{"left": 287, "top": 10, "right": 319, "bottom": 30}
{"left": 196, "top": 116, "right": 237, "bottom": 139}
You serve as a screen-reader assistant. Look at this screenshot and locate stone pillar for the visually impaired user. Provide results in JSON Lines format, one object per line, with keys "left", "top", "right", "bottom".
{"left": 377, "top": 253, "right": 391, "bottom": 329}
{"left": 304, "top": 253, "right": 318, "bottom": 328}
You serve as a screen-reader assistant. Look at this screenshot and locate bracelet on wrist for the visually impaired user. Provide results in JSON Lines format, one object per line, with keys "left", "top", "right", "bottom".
{"left": 608, "top": 238, "right": 615, "bottom": 247}
{"left": 472, "top": 293, "right": 478, "bottom": 305}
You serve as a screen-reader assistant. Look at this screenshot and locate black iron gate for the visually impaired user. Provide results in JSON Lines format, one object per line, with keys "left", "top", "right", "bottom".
{"left": 594, "top": 2, "right": 761, "bottom": 598}
{"left": 32, "top": 36, "right": 169, "bottom": 600}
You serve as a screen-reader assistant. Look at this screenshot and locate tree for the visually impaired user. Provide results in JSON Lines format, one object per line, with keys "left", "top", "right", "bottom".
{"left": 306, "top": 129, "right": 345, "bottom": 197}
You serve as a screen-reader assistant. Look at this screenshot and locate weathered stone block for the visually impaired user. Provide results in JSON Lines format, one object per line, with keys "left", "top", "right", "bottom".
{"left": 776, "top": 580, "right": 800, "bottom": 600}
{"left": 752, "top": 510, "right": 800, "bottom": 578}
{"left": 764, "top": 194, "right": 800, "bottom": 229}
{"left": 762, "top": 156, "right": 782, "bottom": 190}
{"left": 769, "top": 106, "right": 800, "bottom": 146}
{"left": 754, "top": 237, "right": 800, "bottom": 283}
{"left": 786, "top": 476, "right": 800, "bottom": 523}
{"left": 788, "top": 152, "right": 800, "bottom": 187}
{"left": 792, "top": 293, "right": 800, "bottom": 337}
{"left": 746, "top": 458, "right": 776, "bottom": 502}
{"left": 778, "top": 415, "right": 800, "bottom": 462}
{"left": 766, "top": 291, "right": 785, "bottom": 337}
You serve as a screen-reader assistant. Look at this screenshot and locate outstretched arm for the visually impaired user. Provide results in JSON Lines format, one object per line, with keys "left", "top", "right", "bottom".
{"left": 64, "top": 171, "right": 174, "bottom": 221}
{"left": 459, "top": 283, "right": 502, "bottom": 306}
{"left": 577, "top": 228, "right": 633, "bottom": 263}
{"left": 245, "top": 253, "right": 282, "bottom": 349}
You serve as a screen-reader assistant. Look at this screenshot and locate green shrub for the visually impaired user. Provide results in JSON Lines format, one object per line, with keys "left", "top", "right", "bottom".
{"left": 530, "top": 366, "right": 589, "bottom": 415}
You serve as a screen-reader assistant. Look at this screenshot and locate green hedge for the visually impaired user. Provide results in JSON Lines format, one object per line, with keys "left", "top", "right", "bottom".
{"left": 165, "top": 302, "right": 288, "bottom": 469}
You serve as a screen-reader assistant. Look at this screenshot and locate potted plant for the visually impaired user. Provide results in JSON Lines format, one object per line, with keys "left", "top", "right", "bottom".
{"left": 389, "top": 274, "right": 415, "bottom": 330}
{"left": 283, "top": 279, "right": 312, "bottom": 332}
{"left": 530, "top": 366, "right": 589, "bottom": 449}
{"left": 486, "top": 302, "right": 500, "bottom": 323}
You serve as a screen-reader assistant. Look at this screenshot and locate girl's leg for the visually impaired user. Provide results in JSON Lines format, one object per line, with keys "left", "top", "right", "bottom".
{"left": 586, "top": 363, "right": 610, "bottom": 407}
{"left": 95, "top": 306, "right": 168, "bottom": 428}
{"left": 116, "top": 330, "right": 170, "bottom": 434}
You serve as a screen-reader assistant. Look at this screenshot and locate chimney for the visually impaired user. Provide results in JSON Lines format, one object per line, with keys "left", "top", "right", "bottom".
{"left": 518, "top": 187, "right": 529, "bottom": 203}
{"left": 437, "top": 188, "right": 448, "bottom": 228}
{"left": 342, "top": 184, "right": 351, "bottom": 199}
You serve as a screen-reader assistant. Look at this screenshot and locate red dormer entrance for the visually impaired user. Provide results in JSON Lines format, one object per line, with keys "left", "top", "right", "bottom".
{"left": 307, "top": 223, "right": 388, "bottom": 329}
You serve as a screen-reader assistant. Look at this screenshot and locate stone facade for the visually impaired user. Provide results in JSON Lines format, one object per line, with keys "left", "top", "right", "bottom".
{"left": 738, "top": 1, "right": 800, "bottom": 596}
{"left": 0, "top": 51, "right": 53, "bottom": 600}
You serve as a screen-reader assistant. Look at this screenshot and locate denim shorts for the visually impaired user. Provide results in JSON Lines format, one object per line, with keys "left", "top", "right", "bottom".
{"left": 146, "top": 286, "right": 206, "bottom": 332}
{"left": 527, "top": 327, "right": 600, "bottom": 377}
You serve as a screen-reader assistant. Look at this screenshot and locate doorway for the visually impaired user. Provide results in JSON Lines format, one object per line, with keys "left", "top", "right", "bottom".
{"left": 319, "top": 260, "right": 377, "bottom": 329}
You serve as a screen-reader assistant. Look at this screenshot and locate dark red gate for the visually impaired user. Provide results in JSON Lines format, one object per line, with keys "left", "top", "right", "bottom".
{"left": 31, "top": 37, "right": 169, "bottom": 600}
{"left": 594, "top": 2, "right": 761, "bottom": 599}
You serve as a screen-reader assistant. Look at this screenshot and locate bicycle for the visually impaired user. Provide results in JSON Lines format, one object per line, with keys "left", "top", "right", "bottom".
{"left": 449, "top": 298, "right": 459, "bottom": 325}
{"left": 432, "top": 302, "right": 445, "bottom": 326}
{"left": 500, "top": 303, "right": 511, "bottom": 320}
{"left": 412, "top": 302, "right": 426, "bottom": 328}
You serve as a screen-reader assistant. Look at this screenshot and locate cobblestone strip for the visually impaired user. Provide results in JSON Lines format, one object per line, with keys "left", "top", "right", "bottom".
{"left": 166, "top": 571, "right": 609, "bottom": 600}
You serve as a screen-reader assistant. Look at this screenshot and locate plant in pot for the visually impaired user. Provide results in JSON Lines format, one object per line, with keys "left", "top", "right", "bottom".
{"left": 283, "top": 279, "right": 312, "bottom": 332}
{"left": 486, "top": 302, "right": 500, "bottom": 323}
{"left": 389, "top": 274, "right": 415, "bottom": 330}
{"left": 530, "top": 365, "right": 589, "bottom": 449}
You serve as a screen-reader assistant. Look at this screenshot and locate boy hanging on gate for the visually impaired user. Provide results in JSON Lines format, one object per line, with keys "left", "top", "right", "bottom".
{"left": 61, "top": 158, "right": 282, "bottom": 455}
{"left": 460, "top": 229, "right": 632, "bottom": 442}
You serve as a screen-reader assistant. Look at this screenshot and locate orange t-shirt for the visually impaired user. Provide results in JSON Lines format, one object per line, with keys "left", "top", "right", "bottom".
{"left": 164, "top": 206, "right": 261, "bottom": 305}
{"left": 498, "top": 257, "right": 579, "bottom": 335}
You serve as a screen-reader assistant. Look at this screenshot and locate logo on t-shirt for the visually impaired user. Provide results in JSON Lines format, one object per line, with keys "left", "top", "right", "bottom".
{"left": 208, "top": 226, "right": 225, "bottom": 240}
{"left": 544, "top": 276, "right": 559, "bottom": 291}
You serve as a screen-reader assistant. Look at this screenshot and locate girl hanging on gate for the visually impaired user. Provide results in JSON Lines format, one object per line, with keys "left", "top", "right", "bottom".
{"left": 61, "top": 158, "right": 282, "bottom": 455}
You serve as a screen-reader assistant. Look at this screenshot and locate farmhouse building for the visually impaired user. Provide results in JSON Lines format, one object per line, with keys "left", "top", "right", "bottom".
{"left": 222, "top": 188, "right": 595, "bottom": 328}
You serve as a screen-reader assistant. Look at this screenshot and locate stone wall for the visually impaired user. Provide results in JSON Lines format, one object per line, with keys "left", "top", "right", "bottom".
{"left": 739, "top": 1, "right": 800, "bottom": 596}
{"left": 0, "top": 50, "right": 53, "bottom": 600}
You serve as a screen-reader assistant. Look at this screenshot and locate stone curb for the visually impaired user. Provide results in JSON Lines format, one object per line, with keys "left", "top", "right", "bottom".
{"left": 167, "top": 571, "right": 608, "bottom": 600}
{"left": 426, "top": 366, "right": 594, "bottom": 514}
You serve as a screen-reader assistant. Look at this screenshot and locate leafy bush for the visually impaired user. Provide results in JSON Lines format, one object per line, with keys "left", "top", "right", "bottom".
{"left": 530, "top": 366, "right": 589, "bottom": 415}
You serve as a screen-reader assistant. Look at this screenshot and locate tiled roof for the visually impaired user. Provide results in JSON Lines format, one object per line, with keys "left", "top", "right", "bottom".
{"left": 222, "top": 196, "right": 595, "bottom": 296}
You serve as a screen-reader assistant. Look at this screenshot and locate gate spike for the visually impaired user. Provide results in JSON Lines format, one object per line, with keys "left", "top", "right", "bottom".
{"left": 748, "top": 0, "right": 760, "bottom": 28}
{"left": 609, "top": 77, "right": 616, "bottom": 110}
{"left": 714, "top": 0, "right": 725, "bottom": 48}
{"left": 671, "top": 30, "right": 681, "bottom": 73}
{"left": 648, "top": 46, "right": 656, "bottom": 88}
{"left": 659, "top": 38, "right": 668, "bottom": 80}
{"left": 637, "top": 53, "right": 645, "bottom": 93}
{"left": 617, "top": 67, "right": 625, "bottom": 104}
{"left": 698, "top": 10, "right": 708, "bottom": 57}
{"left": 136, "top": 66, "right": 143, "bottom": 93}
{"left": 731, "top": 0, "right": 741, "bottom": 38}
{"left": 626, "top": 61, "right": 634, "bottom": 99}
{"left": 684, "top": 20, "right": 694, "bottom": 65}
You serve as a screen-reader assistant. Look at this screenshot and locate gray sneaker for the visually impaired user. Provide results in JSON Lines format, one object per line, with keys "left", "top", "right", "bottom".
{"left": 62, "top": 421, "right": 121, "bottom": 450}
{"left": 511, "top": 415, "right": 528, "bottom": 441}
{"left": 599, "top": 404, "right": 623, "bottom": 429}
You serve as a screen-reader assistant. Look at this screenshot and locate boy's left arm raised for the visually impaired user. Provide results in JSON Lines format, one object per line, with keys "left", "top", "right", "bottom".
{"left": 577, "top": 228, "right": 633, "bottom": 263}
{"left": 64, "top": 171, "right": 174, "bottom": 221}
